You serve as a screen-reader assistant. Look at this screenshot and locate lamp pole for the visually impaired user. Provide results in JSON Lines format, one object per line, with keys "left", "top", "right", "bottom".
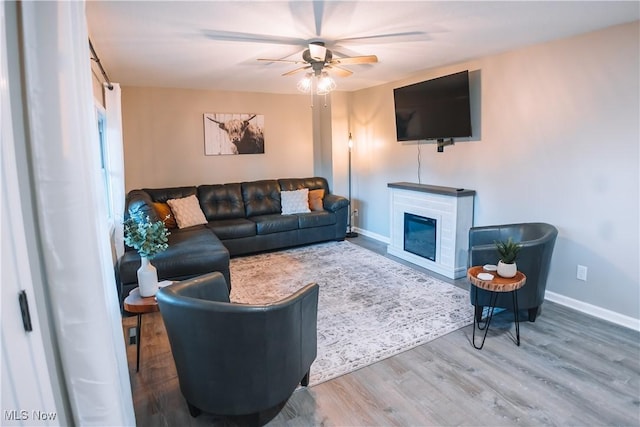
{"left": 346, "top": 133, "right": 358, "bottom": 238}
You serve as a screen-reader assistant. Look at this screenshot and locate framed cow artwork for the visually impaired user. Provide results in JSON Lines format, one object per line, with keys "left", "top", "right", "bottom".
{"left": 203, "top": 113, "right": 265, "bottom": 155}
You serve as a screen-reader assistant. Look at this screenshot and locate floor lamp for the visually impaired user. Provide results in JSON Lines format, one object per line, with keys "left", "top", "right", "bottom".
{"left": 346, "top": 132, "right": 358, "bottom": 238}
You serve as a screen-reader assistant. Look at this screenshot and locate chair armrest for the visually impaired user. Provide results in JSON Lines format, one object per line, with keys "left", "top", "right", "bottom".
{"left": 468, "top": 245, "right": 500, "bottom": 268}
{"left": 159, "top": 272, "right": 230, "bottom": 303}
{"left": 263, "top": 282, "right": 318, "bottom": 308}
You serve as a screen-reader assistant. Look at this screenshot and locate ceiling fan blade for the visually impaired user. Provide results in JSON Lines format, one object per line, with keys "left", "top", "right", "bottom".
{"left": 332, "top": 55, "right": 378, "bottom": 65}
{"left": 202, "top": 29, "right": 307, "bottom": 47}
{"left": 282, "top": 65, "right": 311, "bottom": 77}
{"left": 326, "top": 65, "right": 353, "bottom": 77}
{"left": 336, "top": 31, "right": 429, "bottom": 44}
{"left": 257, "top": 58, "right": 304, "bottom": 64}
{"left": 313, "top": 1, "right": 324, "bottom": 36}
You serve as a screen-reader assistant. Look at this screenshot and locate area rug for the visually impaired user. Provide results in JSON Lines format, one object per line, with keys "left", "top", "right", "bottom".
{"left": 229, "top": 240, "right": 474, "bottom": 386}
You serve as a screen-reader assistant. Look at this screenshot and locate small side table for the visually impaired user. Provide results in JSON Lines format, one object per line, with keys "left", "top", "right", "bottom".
{"left": 123, "top": 287, "right": 159, "bottom": 372}
{"left": 467, "top": 266, "right": 526, "bottom": 350}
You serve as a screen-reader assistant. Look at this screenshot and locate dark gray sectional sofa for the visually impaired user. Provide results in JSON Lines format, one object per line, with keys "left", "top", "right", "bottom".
{"left": 117, "top": 177, "right": 348, "bottom": 308}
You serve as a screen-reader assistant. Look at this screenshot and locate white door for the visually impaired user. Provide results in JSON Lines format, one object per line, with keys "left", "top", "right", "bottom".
{"left": 1, "top": 2, "right": 61, "bottom": 424}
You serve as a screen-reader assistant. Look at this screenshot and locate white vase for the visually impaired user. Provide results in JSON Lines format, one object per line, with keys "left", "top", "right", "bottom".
{"left": 137, "top": 256, "right": 159, "bottom": 297}
{"left": 497, "top": 260, "right": 517, "bottom": 278}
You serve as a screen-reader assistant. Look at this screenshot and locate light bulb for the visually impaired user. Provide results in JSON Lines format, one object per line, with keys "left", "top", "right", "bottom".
{"left": 316, "top": 73, "right": 336, "bottom": 95}
{"left": 297, "top": 74, "right": 313, "bottom": 93}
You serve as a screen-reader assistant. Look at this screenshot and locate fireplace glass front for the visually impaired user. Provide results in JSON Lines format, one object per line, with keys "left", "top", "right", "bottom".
{"left": 404, "top": 213, "right": 436, "bottom": 261}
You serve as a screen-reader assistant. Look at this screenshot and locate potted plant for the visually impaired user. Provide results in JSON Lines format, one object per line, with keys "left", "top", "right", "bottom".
{"left": 495, "top": 237, "right": 521, "bottom": 278}
{"left": 124, "top": 212, "right": 170, "bottom": 297}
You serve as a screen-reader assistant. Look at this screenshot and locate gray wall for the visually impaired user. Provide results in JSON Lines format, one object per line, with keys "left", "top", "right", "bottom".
{"left": 347, "top": 22, "right": 639, "bottom": 320}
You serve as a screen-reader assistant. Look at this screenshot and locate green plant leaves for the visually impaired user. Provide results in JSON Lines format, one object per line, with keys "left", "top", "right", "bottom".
{"left": 124, "top": 213, "right": 170, "bottom": 259}
{"left": 494, "top": 237, "right": 521, "bottom": 264}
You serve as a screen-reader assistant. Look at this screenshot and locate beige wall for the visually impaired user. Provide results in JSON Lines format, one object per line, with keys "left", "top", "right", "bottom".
{"left": 348, "top": 21, "right": 639, "bottom": 320}
{"left": 121, "top": 87, "right": 314, "bottom": 190}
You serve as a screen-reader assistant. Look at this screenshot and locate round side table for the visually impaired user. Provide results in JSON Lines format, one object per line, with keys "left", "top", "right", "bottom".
{"left": 123, "top": 287, "right": 159, "bottom": 372}
{"left": 467, "top": 266, "right": 526, "bottom": 350}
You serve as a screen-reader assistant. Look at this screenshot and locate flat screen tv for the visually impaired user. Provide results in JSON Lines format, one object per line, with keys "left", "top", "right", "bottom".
{"left": 394, "top": 70, "right": 472, "bottom": 142}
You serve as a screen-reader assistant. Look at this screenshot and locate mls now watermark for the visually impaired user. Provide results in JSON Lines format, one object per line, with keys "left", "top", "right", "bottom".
{"left": 4, "top": 410, "right": 57, "bottom": 421}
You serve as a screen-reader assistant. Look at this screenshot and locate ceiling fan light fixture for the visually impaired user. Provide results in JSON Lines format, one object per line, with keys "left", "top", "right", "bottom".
{"left": 256, "top": 40, "right": 378, "bottom": 96}
{"left": 297, "top": 73, "right": 313, "bottom": 93}
{"left": 316, "top": 72, "right": 336, "bottom": 95}
{"left": 297, "top": 72, "right": 336, "bottom": 95}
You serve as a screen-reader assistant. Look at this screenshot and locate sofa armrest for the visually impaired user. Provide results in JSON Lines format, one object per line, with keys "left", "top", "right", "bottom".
{"left": 323, "top": 194, "right": 349, "bottom": 212}
{"left": 125, "top": 189, "right": 158, "bottom": 222}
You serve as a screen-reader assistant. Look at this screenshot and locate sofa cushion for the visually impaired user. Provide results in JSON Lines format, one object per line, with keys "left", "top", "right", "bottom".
{"left": 281, "top": 188, "right": 311, "bottom": 215}
{"left": 153, "top": 202, "right": 178, "bottom": 229}
{"left": 144, "top": 186, "right": 197, "bottom": 203}
{"left": 207, "top": 218, "right": 256, "bottom": 240}
{"left": 279, "top": 177, "right": 329, "bottom": 193}
{"left": 198, "top": 183, "right": 246, "bottom": 220}
{"left": 250, "top": 214, "right": 299, "bottom": 235}
{"left": 308, "top": 189, "right": 325, "bottom": 211}
{"left": 242, "top": 180, "right": 281, "bottom": 217}
{"left": 167, "top": 195, "right": 208, "bottom": 229}
{"left": 297, "top": 211, "right": 336, "bottom": 229}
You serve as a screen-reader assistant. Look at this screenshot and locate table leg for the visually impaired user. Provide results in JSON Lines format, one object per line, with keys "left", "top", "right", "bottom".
{"left": 136, "top": 313, "right": 142, "bottom": 372}
{"left": 512, "top": 290, "right": 520, "bottom": 346}
{"left": 472, "top": 286, "right": 498, "bottom": 350}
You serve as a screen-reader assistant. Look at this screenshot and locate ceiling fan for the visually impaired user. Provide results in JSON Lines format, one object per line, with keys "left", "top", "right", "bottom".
{"left": 257, "top": 41, "right": 378, "bottom": 79}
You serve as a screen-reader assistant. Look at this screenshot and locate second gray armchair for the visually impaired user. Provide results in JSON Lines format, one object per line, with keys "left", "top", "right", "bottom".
{"left": 468, "top": 222, "right": 558, "bottom": 322}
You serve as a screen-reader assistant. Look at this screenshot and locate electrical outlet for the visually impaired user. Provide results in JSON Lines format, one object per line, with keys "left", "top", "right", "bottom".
{"left": 577, "top": 265, "right": 588, "bottom": 281}
{"left": 128, "top": 327, "right": 137, "bottom": 345}
{"left": 353, "top": 209, "right": 359, "bottom": 217}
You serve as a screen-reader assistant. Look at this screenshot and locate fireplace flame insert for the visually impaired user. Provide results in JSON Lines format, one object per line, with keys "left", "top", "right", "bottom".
{"left": 404, "top": 213, "right": 436, "bottom": 262}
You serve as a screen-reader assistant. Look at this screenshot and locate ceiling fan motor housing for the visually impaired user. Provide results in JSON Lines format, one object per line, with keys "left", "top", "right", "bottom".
{"left": 308, "top": 41, "right": 328, "bottom": 60}
{"left": 303, "top": 45, "right": 332, "bottom": 64}
{"left": 258, "top": 40, "right": 376, "bottom": 79}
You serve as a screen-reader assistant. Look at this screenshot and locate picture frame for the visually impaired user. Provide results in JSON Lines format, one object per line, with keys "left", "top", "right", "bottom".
{"left": 203, "top": 113, "right": 265, "bottom": 155}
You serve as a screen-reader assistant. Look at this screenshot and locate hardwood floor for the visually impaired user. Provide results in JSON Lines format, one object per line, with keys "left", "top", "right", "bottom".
{"left": 123, "top": 236, "right": 640, "bottom": 426}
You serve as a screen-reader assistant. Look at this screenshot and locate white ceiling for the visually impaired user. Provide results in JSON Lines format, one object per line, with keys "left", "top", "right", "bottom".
{"left": 86, "top": 1, "right": 639, "bottom": 95}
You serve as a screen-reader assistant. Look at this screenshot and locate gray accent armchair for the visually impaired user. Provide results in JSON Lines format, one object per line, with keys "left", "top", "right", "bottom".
{"left": 468, "top": 222, "right": 558, "bottom": 322}
{"left": 156, "top": 272, "right": 319, "bottom": 420}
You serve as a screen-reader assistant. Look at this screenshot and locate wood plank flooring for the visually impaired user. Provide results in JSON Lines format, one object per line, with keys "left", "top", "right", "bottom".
{"left": 123, "top": 236, "right": 640, "bottom": 426}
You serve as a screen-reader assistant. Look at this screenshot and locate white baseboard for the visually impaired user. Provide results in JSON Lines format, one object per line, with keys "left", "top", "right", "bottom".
{"left": 352, "top": 227, "right": 390, "bottom": 244}
{"left": 545, "top": 291, "right": 640, "bottom": 332}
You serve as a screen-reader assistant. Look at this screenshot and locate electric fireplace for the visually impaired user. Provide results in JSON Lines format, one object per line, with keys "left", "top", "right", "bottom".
{"left": 387, "top": 182, "right": 475, "bottom": 279}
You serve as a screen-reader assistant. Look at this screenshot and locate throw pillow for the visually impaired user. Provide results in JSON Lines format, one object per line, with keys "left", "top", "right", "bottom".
{"left": 281, "top": 188, "right": 311, "bottom": 215}
{"left": 308, "top": 188, "right": 325, "bottom": 211}
{"left": 166, "top": 195, "right": 207, "bottom": 228}
{"left": 152, "top": 202, "right": 177, "bottom": 229}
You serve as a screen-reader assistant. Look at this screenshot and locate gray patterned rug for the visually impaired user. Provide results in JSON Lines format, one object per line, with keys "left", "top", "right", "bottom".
{"left": 229, "top": 240, "right": 474, "bottom": 386}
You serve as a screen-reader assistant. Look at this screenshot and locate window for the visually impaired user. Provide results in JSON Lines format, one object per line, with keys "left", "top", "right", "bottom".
{"left": 96, "top": 106, "right": 113, "bottom": 220}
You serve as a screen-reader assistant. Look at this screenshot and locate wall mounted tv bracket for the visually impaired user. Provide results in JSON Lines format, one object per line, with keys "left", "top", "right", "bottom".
{"left": 437, "top": 138, "right": 454, "bottom": 152}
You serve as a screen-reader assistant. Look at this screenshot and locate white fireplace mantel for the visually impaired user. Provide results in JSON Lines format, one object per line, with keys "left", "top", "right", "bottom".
{"left": 387, "top": 182, "right": 475, "bottom": 279}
